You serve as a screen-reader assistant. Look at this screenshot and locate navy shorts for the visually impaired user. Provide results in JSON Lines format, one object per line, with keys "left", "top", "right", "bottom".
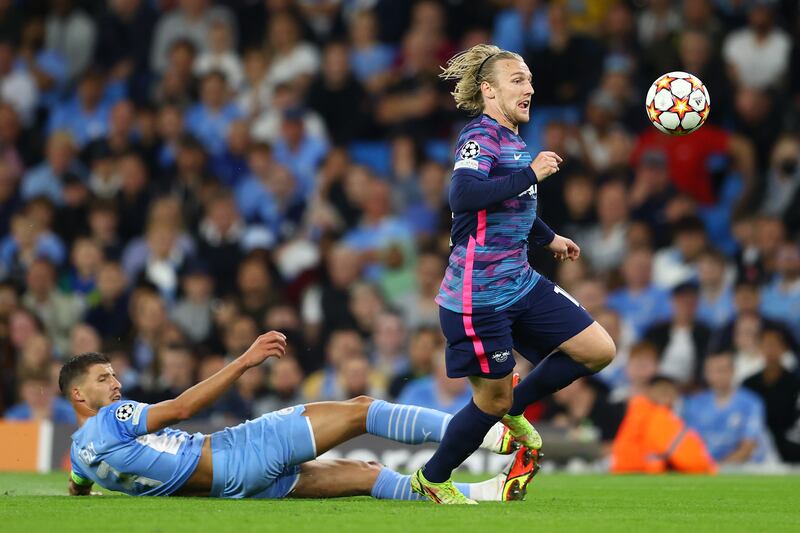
{"left": 439, "top": 277, "right": 594, "bottom": 379}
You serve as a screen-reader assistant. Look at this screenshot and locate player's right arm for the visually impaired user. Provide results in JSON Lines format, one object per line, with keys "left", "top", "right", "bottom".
{"left": 449, "top": 131, "right": 562, "bottom": 213}
{"left": 68, "top": 470, "right": 94, "bottom": 496}
{"left": 145, "top": 331, "right": 286, "bottom": 432}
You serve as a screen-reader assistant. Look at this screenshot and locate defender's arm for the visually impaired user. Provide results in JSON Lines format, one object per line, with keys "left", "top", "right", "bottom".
{"left": 145, "top": 331, "right": 286, "bottom": 432}
{"left": 68, "top": 471, "right": 93, "bottom": 496}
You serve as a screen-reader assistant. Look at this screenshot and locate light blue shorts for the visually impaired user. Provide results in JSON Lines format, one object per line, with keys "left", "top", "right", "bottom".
{"left": 210, "top": 405, "right": 316, "bottom": 499}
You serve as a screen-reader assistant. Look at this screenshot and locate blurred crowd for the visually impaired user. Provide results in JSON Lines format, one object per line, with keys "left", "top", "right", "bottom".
{"left": 0, "top": 0, "right": 799, "bottom": 469}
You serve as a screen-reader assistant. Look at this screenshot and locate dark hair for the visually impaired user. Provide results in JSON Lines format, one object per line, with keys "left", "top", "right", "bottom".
{"left": 58, "top": 352, "right": 110, "bottom": 394}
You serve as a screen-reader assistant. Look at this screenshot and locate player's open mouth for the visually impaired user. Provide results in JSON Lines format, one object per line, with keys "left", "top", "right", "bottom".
{"left": 112, "top": 394, "right": 121, "bottom": 400}
{"left": 518, "top": 100, "right": 530, "bottom": 110}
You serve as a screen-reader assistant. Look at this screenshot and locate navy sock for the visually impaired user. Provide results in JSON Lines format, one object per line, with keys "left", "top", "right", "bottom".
{"left": 422, "top": 400, "right": 501, "bottom": 483}
{"left": 508, "top": 351, "right": 593, "bottom": 416}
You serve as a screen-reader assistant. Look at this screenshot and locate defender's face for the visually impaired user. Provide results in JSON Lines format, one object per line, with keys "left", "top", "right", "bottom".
{"left": 490, "top": 59, "right": 534, "bottom": 125}
{"left": 75, "top": 364, "right": 122, "bottom": 411}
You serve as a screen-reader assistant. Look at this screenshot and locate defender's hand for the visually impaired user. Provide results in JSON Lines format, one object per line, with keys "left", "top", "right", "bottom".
{"left": 241, "top": 331, "right": 287, "bottom": 368}
{"left": 547, "top": 235, "right": 580, "bottom": 261}
{"left": 530, "top": 151, "right": 563, "bottom": 182}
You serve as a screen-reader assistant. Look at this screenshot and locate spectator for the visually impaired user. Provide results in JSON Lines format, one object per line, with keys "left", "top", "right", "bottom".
{"left": 304, "top": 329, "right": 365, "bottom": 401}
{"left": 339, "top": 353, "right": 386, "bottom": 400}
{"left": 0, "top": 37, "right": 38, "bottom": 127}
{"left": 388, "top": 325, "right": 441, "bottom": 399}
{"left": 628, "top": 150, "right": 679, "bottom": 248}
{"left": 370, "top": 310, "right": 408, "bottom": 377}
{"left": 61, "top": 237, "right": 103, "bottom": 300}
{"left": 397, "top": 353, "right": 471, "bottom": 415}
{"left": 760, "top": 241, "right": 800, "bottom": 341}
{"left": 22, "top": 258, "right": 83, "bottom": 355}
{"left": 683, "top": 351, "right": 770, "bottom": 465}
{"left": 236, "top": 48, "right": 271, "bottom": 119}
{"left": 222, "top": 314, "right": 258, "bottom": 360}
{"left": 272, "top": 107, "right": 329, "bottom": 200}
{"left": 251, "top": 81, "right": 328, "bottom": 145}
{"left": 87, "top": 199, "right": 123, "bottom": 260}
{"left": 652, "top": 216, "right": 708, "bottom": 289}
{"left": 235, "top": 256, "right": 281, "bottom": 325}
{"left": 581, "top": 180, "right": 630, "bottom": 273}
{"left": 722, "top": 0, "right": 791, "bottom": 90}
{"left": 127, "top": 289, "right": 168, "bottom": 372}
{"left": 196, "top": 193, "right": 244, "bottom": 296}
{"left": 21, "top": 132, "right": 86, "bottom": 206}
{"left": 759, "top": 135, "right": 800, "bottom": 234}
{"left": 264, "top": 12, "right": 320, "bottom": 93}
{"left": 256, "top": 356, "right": 306, "bottom": 413}
{"left": 607, "top": 247, "right": 672, "bottom": 341}
{"left": 0, "top": 213, "right": 64, "bottom": 283}
{"left": 171, "top": 262, "right": 215, "bottom": 344}
{"left": 5, "top": 371, "right": 75, "bottom": 423}
{"left": 743, "top": 327, "right": 800, "bottom": 463}
{"left": 84, "top": 261, "right": 131, "bottom": 342}
{"left": 348, "top": 9, "right": 396, "bottom": 92}
{"left": 128, "top": 342, "right": 196, "bottom": 404}
{"left": 644, "top": 280, "right": 712, "bottom": 387}
{"left": 153, "top": 39, "right": 197, "bottom": 106}
{"left": 68, "top": 323, "right": 101, "bottom": 356}
{"left": 547, "top": 377, "right": 625, "bottom": 449}
{"left": 608, "top": 341, "right": 660, "bottom": 404}
{"left": 194, "top": 18, "right": 243, "bottom": 90}
{"left": 185, "top": 71, "right": 244, "bottom": 157}
{"left": 696, "top": 248, "right": 736, "bottom": 329}
{"left": 492, "top": 0, "right": 548, "bottom": 55}
{"left": 49, "top": 70, "right": 115, "bottom": 149}
{"left": 150, "top": 0, "right": 236, "bottom": 75}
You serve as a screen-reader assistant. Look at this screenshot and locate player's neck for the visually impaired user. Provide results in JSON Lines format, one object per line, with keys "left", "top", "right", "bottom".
{"left": 483, "top": 107, "right": 518, "bottom": 134}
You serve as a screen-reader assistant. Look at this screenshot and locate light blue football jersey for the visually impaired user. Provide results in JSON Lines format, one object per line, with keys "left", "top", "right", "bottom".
{"left": 70, "top": 400, "right": 205, "bottom": 496}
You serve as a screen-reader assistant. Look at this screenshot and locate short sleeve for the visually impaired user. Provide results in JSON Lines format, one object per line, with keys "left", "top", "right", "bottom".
{"left": 742, "top": 396, "right": 766, "bottom": 441}
{"left": 453, "top": 127, "right": 501, "bottom": 177}
{"left": 107, "top": 400, "right": 151, "bottom": 438}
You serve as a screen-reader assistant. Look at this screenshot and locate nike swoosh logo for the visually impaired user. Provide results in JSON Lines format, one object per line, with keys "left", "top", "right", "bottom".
{"left": 514, "top": 153, "right": 523, "bottom": 160}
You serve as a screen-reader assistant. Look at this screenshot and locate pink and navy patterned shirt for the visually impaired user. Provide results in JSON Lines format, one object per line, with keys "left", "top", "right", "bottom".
{"left": 436, "top": 114, "right": 554, "bottom": 313}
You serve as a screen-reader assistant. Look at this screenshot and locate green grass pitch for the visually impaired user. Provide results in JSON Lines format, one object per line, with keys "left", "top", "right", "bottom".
{"left": 1, "top": 472, "right": 798, "bottom": 532}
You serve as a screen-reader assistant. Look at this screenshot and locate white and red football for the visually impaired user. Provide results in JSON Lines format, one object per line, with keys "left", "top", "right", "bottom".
{"left": 645, "top": 71, "right": 711, "bottom": 136}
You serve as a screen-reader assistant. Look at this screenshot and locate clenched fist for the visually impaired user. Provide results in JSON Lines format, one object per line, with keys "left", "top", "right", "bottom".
{"left": 530, "top": 151, "right": 563, "bottom": 182}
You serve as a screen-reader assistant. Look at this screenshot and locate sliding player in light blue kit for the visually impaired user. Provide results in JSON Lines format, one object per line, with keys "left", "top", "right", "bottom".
{"left": 62, "top": 331, "right": 536, "bottom": 502}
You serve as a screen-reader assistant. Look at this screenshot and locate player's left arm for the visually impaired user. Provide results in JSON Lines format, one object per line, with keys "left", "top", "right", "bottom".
{"left": 68, "top": 470, "right": 95, "bottom": 496}
{"left": 535, "top": 216, "right": 579, "bottom": 262}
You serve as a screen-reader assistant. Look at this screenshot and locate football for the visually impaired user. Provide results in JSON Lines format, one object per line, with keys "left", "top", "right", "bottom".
{"left": 645, "top": 71, "right": 710, "bottom": 135}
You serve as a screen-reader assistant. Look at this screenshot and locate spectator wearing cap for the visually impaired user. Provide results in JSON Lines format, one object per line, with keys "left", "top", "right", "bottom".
{"left": 272, "top": 106, "right": 329, "bottom": 199}
{"left": 48, "top": 70, "right": 116, "bottom": 149}
{"left": 652, "top": 215, "right": 708, "bottom": 290}
{"left": 185, "top": 71, "right": 244, "bottom": 157}
{"left": 629, "top": 149, "right": 678, "bottom": 248}
{"left": 723, "top": 0, "right": 791, "bottom": 91}
{"left": 644, "top": 280, "right": 712, "bottom": 387}
{"left": 21, "top": 132, "right": 87, "bottom": 206}
{"left": 682, "top": 351, "right": 770, "bottom": 465}
{"left": 760, "top": 242, "right": 800, "bottom": 342}
{"left": 150, "top": 0, "right": 236, "bottom": 75}
{"left": 607, "top": 247, "right": 672, "bottom": 341}
{"left": 743, "top": 327, "right": 800, "bottom": 463}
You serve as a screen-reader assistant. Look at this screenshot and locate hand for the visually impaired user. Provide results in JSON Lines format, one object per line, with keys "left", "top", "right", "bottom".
{"left": 530, "top": 151, "right": 563, "bottom": 182}
{"left": 546, "top": 234, "right": 580, "bottom": 262}
{"left": 240, "top": 331, "right": 287, "bottom": 368}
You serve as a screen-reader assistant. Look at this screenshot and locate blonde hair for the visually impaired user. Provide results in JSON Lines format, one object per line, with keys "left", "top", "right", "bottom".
{"left": 439, "top": 44, "right": 522, "bottom": 116}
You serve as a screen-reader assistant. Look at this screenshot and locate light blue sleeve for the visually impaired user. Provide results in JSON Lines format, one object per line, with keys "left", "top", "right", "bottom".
{"left": 742, "top": 394, "right": 766, "bottom": 442}
{"left": 105, "top": 400, "right": 152, "bottom": 438}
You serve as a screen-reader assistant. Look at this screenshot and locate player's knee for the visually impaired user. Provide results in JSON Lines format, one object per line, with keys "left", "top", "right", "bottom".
{"left": 588, "top": 336, "right": 616, "bottom": 372}
{"left": 481, "top": 395, "right": 513, "bottom": 417}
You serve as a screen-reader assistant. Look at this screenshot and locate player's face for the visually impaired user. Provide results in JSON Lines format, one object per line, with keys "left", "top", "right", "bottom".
{"left": 489, "top": 59, "right": 534, "bottom": 126}
{"left": 78, "top": 364, "right": 122, "bottom": 411}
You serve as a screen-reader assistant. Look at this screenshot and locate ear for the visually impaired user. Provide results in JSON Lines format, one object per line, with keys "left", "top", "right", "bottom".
{"left": 481, "top": 80, "right": 495, "bottom": 100}
{"left": 71, "top": 386, "right": 86, "bottom": 404}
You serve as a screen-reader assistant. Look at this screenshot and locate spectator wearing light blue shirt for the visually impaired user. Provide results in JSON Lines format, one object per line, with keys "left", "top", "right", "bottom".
{"left": 607, "top": 248, "right": 672, "bottom": 340}
{"left": 234, "top": 143, "right": 280, "bottom": 234}
{"left": 682, "top": 351, "right": 769, "bottom": 464}
{"left": 21, "top": 131, "right": 87, "bottom": 206}
{"left": 48, "top": 70, "right": 115, "bottom": 148}
{"left": 16, "top": 17, "right": 68, "bottom": 111}
{"left": 397, "top": 360, "right": 471, "bottom": 415}
{"left": 348, "top": 10, "right": 396, "bottom": 86}
{"left": 4, "top": 372, "right": 76, "bottom": 424}
{"left": 185, "top": 71, "right": 243, "bottom": 157}
{"left": 492, "top": 0, "right": 550, "bottom": 54}
{"left": 272, "top": 107, "right": 329, "bottom": 199}
{"left": 760, "top": 242, "right": 800, "bottom": 344}
{"left": 697, "top": 248, "right": 736, "bottom": 329}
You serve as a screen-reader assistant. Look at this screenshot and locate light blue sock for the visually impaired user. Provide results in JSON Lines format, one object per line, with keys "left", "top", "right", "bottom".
{"left": 366, "top": 400, "right": 452, "bottom": 444}
{"left": 370, "top": 467, "right": 471, "bottom": 500}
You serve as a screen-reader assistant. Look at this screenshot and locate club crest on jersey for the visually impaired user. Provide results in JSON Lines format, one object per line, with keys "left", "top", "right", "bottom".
{"left": 491, "top": 349, "right": 511, "bottom": 363}
{"left": 115, "top": 402, "right": 135, "bottom": 421}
